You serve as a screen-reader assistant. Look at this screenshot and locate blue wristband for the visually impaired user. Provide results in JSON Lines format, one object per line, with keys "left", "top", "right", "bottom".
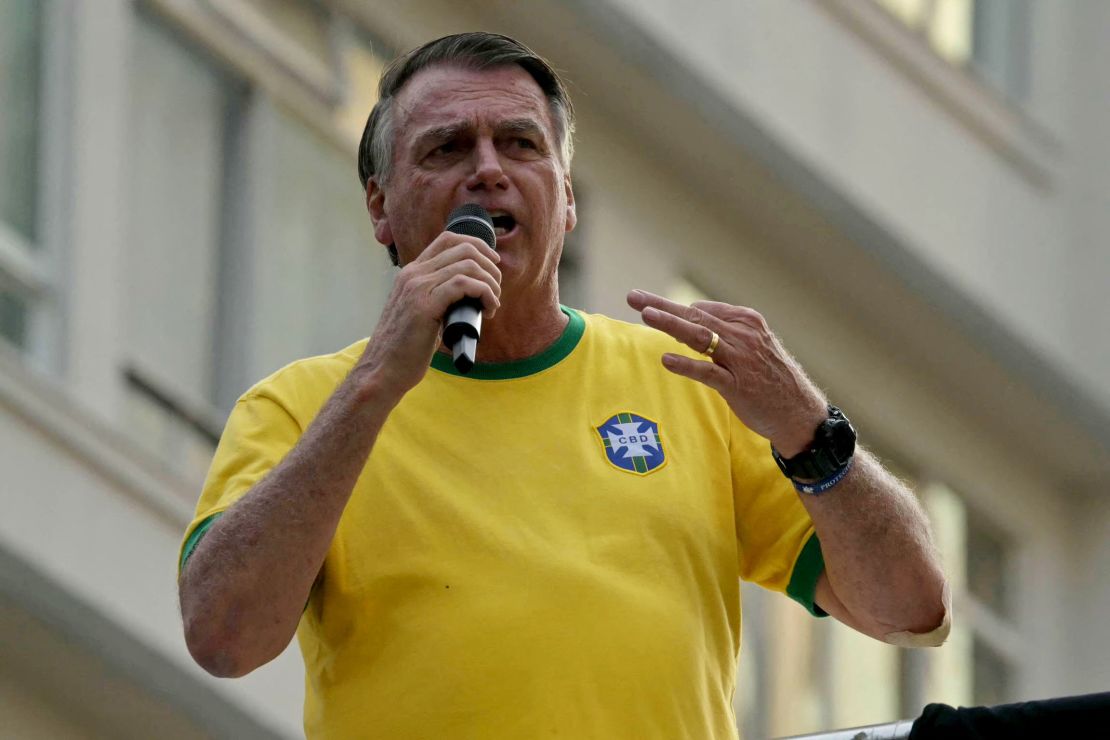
{"left": 793, "top": 457, "right": 853, "bottom": 495}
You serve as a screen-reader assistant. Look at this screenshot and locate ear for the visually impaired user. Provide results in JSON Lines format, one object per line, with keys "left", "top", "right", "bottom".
{"left": 563, "top": 173, "right": 577, "bottom": 233}
{"left": 366, "top": 178, "right": 394, "bottom": 246}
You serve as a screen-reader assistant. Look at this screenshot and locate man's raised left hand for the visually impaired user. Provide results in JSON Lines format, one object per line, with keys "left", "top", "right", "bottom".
{"left": 627, "top": 289, "right": 828, "bottom": 457}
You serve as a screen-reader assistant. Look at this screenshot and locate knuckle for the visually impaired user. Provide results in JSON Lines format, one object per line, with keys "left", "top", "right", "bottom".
{"left": 395, "top": 275, "right": 420, "bottom": 301}
{"left": 462, "top": 238, "right": 490, "bottom": 258}
{"left": 428, "top": 233, "right": 455, "bottom": 253}
{"left": 736, "top": 306, "right": 766, "bottom": 327}
{"left": 691, "top": 300, "right": 717, "bottom": 314}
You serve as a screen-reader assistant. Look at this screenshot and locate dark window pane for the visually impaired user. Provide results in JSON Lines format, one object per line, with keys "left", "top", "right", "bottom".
{"left": 898, "top": 647, "right": 929, "bottom": 718}
{"left": 973, "top": 638, "right": 1012, "bottom": 707}
{"left": 0, "top": 289, "right": 28, "bottom": 347}
{"left": 0, "top": 0, "right": 43, "bottom": 243}
{"left": 967, "top": 510, "right": 1012, "bottom": 618}
{"left": 972, "top": 0, "right": 1030, "bottom": 100}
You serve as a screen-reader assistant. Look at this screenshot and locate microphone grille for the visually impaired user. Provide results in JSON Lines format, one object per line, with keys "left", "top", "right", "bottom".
{"left": 445, "top": 203, "right": 496, "bottom": 249}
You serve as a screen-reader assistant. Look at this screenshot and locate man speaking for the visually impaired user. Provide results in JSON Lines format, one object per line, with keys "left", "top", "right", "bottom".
{"left": 178, "top": 32, "right": 949, "bottom": 739}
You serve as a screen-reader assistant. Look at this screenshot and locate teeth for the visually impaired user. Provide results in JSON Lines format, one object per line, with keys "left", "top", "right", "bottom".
{"left": 494, "top": 226, "right": 508, "bottom": 236}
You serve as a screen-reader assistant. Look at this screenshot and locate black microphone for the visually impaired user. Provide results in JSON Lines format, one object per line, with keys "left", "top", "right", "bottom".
{"left": 441, "top": 203, "right": 497, "bottom": 373}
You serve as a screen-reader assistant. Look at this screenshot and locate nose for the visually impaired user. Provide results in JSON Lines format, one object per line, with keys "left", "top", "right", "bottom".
{"left": 465, "top": 138, "right": 508, "bottom": 191}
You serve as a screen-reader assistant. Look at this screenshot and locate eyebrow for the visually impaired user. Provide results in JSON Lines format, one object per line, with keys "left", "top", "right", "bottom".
{"left": 413, "top": 123, "right": 469, "bottom": 151}
{"left": 412, "top": 118, "right": 548, "bottom": 150}
{"left": 496, "top": 118, "right": 546, "bottom": 139}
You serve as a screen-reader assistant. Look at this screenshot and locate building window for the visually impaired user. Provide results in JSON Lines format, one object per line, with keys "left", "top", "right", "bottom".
{"left": 122, "top": 12, "right": 246, "bottom": 477}
{"left": 873, "top": 0, "right": 1030, "bottom": 100}
{"left": 970, "top": 0, "right": 1030, "bottom": 100}
{"left": 966, "top": 508, "right": 1013, "bottom": 618}
{"left": 557, "top": 185, "right": 587, "bottom": 310}
{"left": 122, "top": 7, "right": 399, "bottom": 480}
{"left": 972, "top": 638, "right": 1012, "bottom": 707}
{"left": 0, "top": 289, "right": 29, "bottom": 348}
{"left": 0, "top": 0, "right": 45, "bottom": 353}
{"left": 234, "top": 97, "right": 394, "bottom": 402}
{"left": 921, "top": 483, "right": 1019, "bottom": 710}
{"left": 876, "top": 0, "right": 973, "bottom": 64}
{"left": 965, "top": 508, "right": 1017, "bottom": 705}
{"left": 0, "top": 0, "right": 42, "bottom": 244}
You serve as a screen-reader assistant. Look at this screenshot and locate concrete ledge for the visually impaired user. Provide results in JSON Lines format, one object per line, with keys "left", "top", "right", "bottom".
{"left": 0, "top": 540, "right": 288, "bottom": 739}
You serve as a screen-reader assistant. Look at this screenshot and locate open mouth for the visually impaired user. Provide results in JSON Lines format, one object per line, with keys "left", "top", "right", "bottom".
{"left": 491, "top": 213, "right": 517, "bottom": 238}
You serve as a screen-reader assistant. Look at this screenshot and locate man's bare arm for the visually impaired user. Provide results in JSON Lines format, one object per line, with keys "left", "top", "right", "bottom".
{"left": 179, "top": 233, "right": 501, "bottom": 677}
{"left": 179, "top": 372, "right": 399, "bottom": 677}
{"left": 805, "top": 452, "right": 949, "bottom": 645}
{"left": 627, "top": 290, "right": 949, "bottom": 642}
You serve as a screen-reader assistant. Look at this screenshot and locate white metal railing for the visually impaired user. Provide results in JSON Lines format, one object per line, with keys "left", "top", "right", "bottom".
{"left": 774, "top": 719, "right": 915, "bottom": 740}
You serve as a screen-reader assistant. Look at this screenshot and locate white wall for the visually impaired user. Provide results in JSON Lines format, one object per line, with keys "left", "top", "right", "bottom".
{"left": 1061, "top": 1, "right": 1110, "bottom": 405}
{"left": 601, "top": 0, "right": 1108, "bottom": 410}
{"left": 0, "top": 347, "right": 303, "bottom": 739}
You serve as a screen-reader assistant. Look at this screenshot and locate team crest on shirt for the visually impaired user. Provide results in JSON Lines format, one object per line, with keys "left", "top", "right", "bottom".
{"left": 595, "top": 412, "right": 666, "bottom": 475}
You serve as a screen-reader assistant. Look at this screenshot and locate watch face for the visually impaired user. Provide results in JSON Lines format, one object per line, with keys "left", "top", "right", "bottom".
{"left": 826, "top": 417, "right": 857, "bottom": 465}
{"left": 772, "top": 406, "right": 856, "bottom": 482}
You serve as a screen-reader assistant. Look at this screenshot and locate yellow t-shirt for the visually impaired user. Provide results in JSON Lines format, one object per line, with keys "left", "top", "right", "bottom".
{"left": 181, "top": 307, "right": 825, "bottom": 739}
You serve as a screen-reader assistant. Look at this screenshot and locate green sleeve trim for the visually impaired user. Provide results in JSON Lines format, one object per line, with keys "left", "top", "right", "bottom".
{"left": 178, "top": 512, "right": 314, "bottom": 616}
{"left": 786, "top": 532, "right": 829, "bottom": 618}
{"left": 179, "top": 513, "right": 223, "bottom": 574}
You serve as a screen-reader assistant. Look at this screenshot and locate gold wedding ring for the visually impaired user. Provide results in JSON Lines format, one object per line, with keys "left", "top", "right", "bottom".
{"left": 704, "top": 331, "right": 720, "bottom": 357}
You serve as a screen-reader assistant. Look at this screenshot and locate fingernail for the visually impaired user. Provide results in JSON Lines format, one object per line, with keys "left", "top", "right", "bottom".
{"left": 643, "top": 306, "right": 659, "bottom": 319}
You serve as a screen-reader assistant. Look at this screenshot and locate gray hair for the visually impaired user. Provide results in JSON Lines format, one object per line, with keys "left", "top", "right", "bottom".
{"left": 357, "top": 32, "right": 575, "bottom": 192}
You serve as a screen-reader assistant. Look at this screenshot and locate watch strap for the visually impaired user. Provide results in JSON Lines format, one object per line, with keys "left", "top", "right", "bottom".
{"left": 771, "top": 405, "right": 856, "bottom": 484}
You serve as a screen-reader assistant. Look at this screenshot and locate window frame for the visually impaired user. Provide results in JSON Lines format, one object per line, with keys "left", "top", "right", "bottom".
{"left": 0, "top": 0, "right": 71, "bottom": 370}
{"left": 918, "top": 481, "right": 1024, "bottom": 709}
{"left": 962, "top": 503, "right": 1022, "bottom": 705}
{"left": 120, "top": 6, "right": 251, "bottom": 481}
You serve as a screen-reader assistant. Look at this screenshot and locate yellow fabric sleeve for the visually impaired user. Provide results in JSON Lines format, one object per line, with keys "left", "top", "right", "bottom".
{"left": 177, "top": 390, "right": 303, "bottom": 573}
{"left": 729, "top": 412, "right": 826, "bottom": 616}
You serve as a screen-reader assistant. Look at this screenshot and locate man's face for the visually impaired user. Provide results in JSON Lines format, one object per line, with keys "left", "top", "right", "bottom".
{"left": 368, "top": 64, "right": 576, "bottom": 294}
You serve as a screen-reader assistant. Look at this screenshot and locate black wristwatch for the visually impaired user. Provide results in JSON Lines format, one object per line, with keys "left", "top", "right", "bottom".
{"left": 771, "top": 405, "right": 857, "bottom": 484}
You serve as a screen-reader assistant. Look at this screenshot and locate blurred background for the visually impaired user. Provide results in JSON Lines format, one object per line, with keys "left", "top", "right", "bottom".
{"left": 2, "top": 0, "right": 1109, "bottom": 737}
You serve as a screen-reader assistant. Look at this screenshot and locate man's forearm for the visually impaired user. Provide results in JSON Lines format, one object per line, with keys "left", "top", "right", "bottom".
{"left": 800, "top": 450, "right": 949, "bottom": 641}
{"left": 179, "top": 365, "right": 400, "bottom": 677}
{"left": 622, "top": 292, "right": 949, "bottom": 643}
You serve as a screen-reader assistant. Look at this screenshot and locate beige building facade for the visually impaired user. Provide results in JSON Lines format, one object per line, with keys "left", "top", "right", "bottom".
{"left": 2, "top": 1, "right": 1108, "bottom": 737}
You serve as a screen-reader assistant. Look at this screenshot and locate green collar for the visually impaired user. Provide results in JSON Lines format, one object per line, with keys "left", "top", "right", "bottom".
{"left": 430, "top": 306, "right": 584, "bottom": 380}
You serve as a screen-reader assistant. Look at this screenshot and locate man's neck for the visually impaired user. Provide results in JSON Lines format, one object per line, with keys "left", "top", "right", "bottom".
{"left": 437, "top": 297, "right": 568, "bottom": 365}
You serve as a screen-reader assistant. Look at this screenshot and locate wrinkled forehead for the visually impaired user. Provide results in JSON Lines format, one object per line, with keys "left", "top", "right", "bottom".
{"left": 393, "top": 63, "right": 555, "bottom": 142}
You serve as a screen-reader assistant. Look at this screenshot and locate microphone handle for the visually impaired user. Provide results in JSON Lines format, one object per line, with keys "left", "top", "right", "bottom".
{"left": 443, "top": 296, "right": 483, "bottom": 348}
{"left": 439, "top": 204, "right": 495, "bottom": 373}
